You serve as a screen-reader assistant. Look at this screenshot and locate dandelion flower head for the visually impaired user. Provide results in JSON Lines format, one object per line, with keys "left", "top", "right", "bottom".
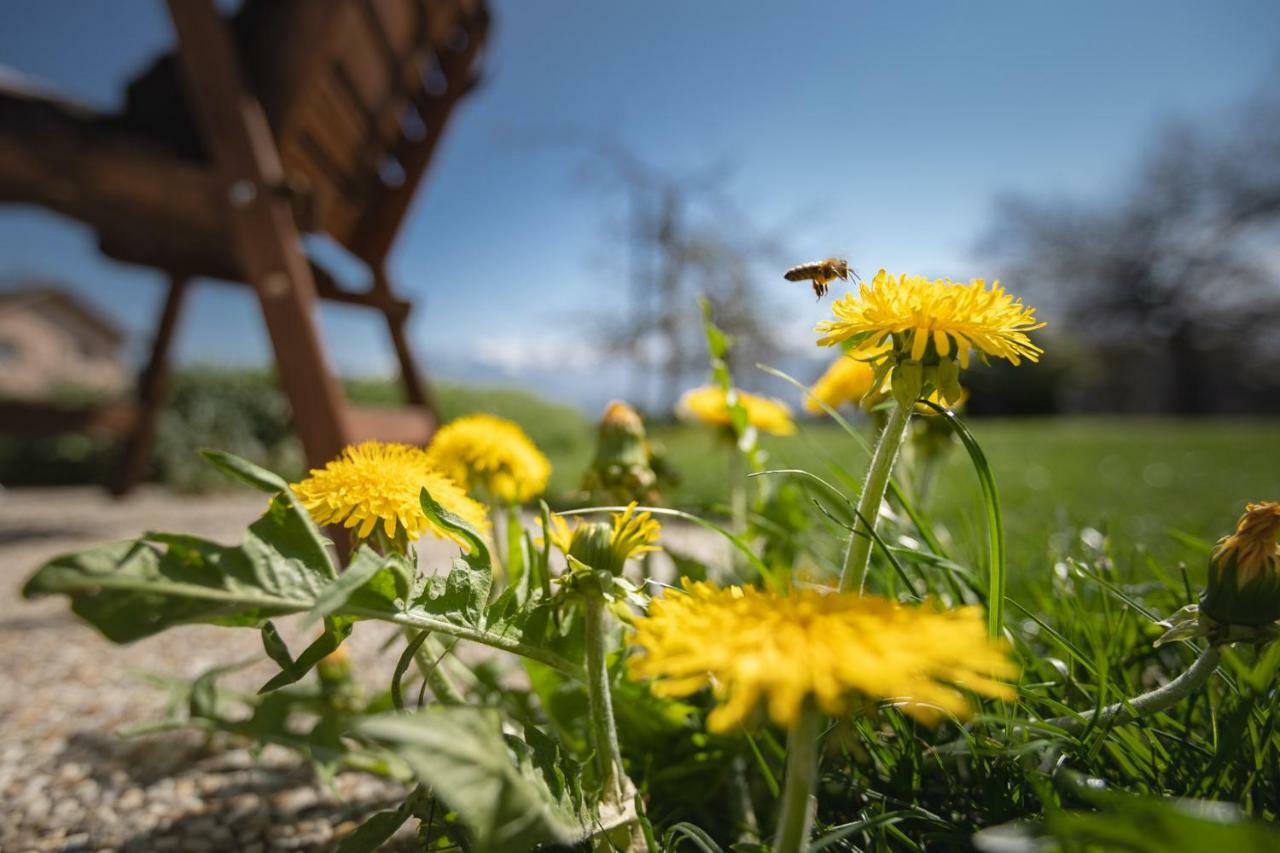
{"left": 677, "top": 385, "right": 795, "bottom": 436}
{"left": 806, "top": 352, "right": 882, "bottom": 414}
{"left": 815, "top": 270, "right": 1044, "bottom": 369}
{"left": 293, "top": 441, "right": 489, "bottom": 547}
{"left": 629, "top": 580, "right": 1017, "bottom": 732}
{"left": 426, "top": 414, "right": 551, "bottom": 503}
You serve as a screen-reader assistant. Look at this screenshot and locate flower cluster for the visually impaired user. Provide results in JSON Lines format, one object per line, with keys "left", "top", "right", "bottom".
{"left": 292, "top": 441, "right": 489, "bottom": 546}
{"left": 426, "top": 414, "right": 551, "bottom": 503}
{"left": 678, "top": 385, "right": 795, "bottom": 436}
{"left": 628, "top": 580, "right": 1017, "bottom": 732}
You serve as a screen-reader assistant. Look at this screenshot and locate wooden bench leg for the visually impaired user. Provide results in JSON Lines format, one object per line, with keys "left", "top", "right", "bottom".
{"left": 111, "top": 274, "right": 188, "bottom": 496}
{"left": 167, "top": 0, "right": 350, "bottom": 470}
{"left": 373, "top": 268, "right": 437, "bottom": 433}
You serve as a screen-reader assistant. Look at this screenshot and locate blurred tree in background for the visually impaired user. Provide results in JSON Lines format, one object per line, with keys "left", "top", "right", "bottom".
{"left": 572, "top": 137, "right": 791, "bottom": 413}
{"left": 982, "top": 84, "right": 1280, "bottom": 415}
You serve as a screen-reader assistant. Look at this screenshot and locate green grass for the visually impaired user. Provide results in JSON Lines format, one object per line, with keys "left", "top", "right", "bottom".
{"left": 628, "top": 418, "right": 1279, "bottom": 581}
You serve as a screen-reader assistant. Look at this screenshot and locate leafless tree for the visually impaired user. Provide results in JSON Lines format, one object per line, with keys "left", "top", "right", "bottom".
{"left": 982, "top": 87, "right": 1280, "bottom": 414}
{"left": 568, "top": 135, "right": 795, "bottom": 413}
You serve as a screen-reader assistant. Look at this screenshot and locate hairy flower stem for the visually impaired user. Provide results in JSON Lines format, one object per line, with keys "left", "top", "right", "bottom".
{"left": 727, "top": 445, "right": 748, "bottom": 572}
{"left": 840, "top": 399, "right": 912, "bottom": 593}
{"left": 773, "top": 702, "right": 821, "bottom": 853}
{"left": 584, "top": 588, "right": 626, "bottom": 804}
{"left": 1040, "top": 645, "right": 1221, "bottom": 735}
{"left": 728, "top": 445, "right": 748, "bottom": 537}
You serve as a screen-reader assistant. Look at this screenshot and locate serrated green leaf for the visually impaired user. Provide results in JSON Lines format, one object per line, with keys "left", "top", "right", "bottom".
{"left": 199, "top": 448, "right": 290, "bottom": 493}
{"left": 26, "top": 496, "right": 580, "bottom": 677}
{"left": 259, "top": 616, "right": 353, "bottom": 693}
{"left": 336, "top": 786, "right": 430, "bottom": 853}
{"left": 303, "top": 546, "right": 405, "bottom": 627}
{"left": 355, "top": 707, "right": 587, "bottom": 853}
{"left": 977, "top": 787, "right": 1280, "bottom": 852}
{"left": 414, "top": 555, "right": 492, "bottom": 629}
{"left": 420, "top": 487, "right": 491, "bottom": 569}
{"left": 23, "top": 539, "right": 296, "bottom": 642}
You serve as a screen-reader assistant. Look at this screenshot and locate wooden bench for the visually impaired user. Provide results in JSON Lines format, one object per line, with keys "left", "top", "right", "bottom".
{"left": 0, "top": 0, "right": 490, "bottom": 493}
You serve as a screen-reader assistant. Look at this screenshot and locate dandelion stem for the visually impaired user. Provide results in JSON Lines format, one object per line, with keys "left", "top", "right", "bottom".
{"left": 728, "top": 444, "right": 748, "bottom": 567}
{"left": 773, "top": 701, "right": 821, "bottom": 853}
{"left": 1038, "top": 645, "right": 1221, "bottom": 735}
{"left": 584, "top": 588, "right": 626, "bottom": 804}
{"left": 840, "top": 399, "right": 912, "bottom": 593}
{"left": 732, "top": 445, "right": 747, "bottom": 532}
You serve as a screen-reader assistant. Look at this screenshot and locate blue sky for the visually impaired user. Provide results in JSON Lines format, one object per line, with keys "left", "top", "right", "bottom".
{"left": 2, "top": 1, "right": 1278, "bottom": 409}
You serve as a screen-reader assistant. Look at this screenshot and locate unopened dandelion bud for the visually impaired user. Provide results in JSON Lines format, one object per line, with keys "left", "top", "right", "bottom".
{"left": 1200, "top": 502, "right": 1280, "bottom": 627}
{"left": 568, "top": 521, "right": 618, "bottom": 576}
{"left": 582, "top": 400, "right": 659, "bottom": 504}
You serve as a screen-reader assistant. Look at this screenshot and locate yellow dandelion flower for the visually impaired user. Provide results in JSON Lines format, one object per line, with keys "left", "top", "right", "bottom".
{"left": 815, "top": 270, "right": 1045, "bottom": 369}
{"left": 293, "top": 441, "right": 489, "bottom": 547}
{"left": 426, "top": 414, "right": 551, "bottom": 503}
{"left": 678, "top": 385, "right": 796, "bottom": 436}
{"left": 628, "top": 580, "right": 1017, "bottom": 732}
{"left": 807, "top": 352, "right": 966, "bottom": 416}
{"left": 806, "top": 353, "right": 881, "bottom": 414}
{"left": 1202, "top": 501, "right": 1280, "bottom": 626}
{"left": 542, "top": 501, "right": 662, "bottom": 577}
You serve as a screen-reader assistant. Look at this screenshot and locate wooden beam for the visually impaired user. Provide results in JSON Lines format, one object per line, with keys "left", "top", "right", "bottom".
{"left": 166, "top": 0, "right": 351, "bottom": 469}
{"left": 348, "top": 4, "right": 490, "bottom": 265}
{"left": 111, "top": 274, "right": 188, "bottom": 496}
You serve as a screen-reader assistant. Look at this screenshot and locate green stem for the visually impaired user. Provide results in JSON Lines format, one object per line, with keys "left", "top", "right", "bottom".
{"left": 488, "top": 503, "right": 506, "bottom": 580}
{"left": 584, "top": 589, "right": 626, "bottom": 804}
{"left": 773, "top": 702, "right": 822, "bottom": 853}
{"left": 728, "top": 442, "right": 747, "bottom": 538}
{"left": 936, "top": 645, "right": 1222, "bottom": 752}
{"left": 1040, "top": 645, "right": 1221, "bottom": 735}
{"left": 840, "top": 399, "right": 912, "bottom": 593}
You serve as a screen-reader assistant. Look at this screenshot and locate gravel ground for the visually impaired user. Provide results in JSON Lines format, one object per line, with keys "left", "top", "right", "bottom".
{"left": 0, "top": 486, "right": 724, "bottom": 852}
{"left": 0, "top": 487, "right": 453, "bottom": 853}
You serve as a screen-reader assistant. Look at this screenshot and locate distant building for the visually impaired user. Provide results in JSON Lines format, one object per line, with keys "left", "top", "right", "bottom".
{"left": 0, "top": 286, "right": 128, "bottom": 399}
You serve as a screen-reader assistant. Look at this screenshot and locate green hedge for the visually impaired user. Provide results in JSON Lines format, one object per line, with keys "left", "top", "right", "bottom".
{"left": 0, "top": 370, "right": 591, "bottom": 496}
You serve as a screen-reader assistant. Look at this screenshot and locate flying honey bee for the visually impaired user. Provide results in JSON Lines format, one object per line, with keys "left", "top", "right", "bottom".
{"left": 783, "top": 257, "right": 859, "bottom": 300}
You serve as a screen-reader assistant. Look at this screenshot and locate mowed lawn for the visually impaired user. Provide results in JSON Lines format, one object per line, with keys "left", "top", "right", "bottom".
{"left": 566, "top": 418, "right": 1280, "bottom": 591}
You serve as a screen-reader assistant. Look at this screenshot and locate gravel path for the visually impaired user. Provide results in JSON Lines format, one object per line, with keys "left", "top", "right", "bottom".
{"left": 0, "top": 487, "right": 724, "bottom": 852}
{"left": 0, "top": 487, "right": 438, "bottom": 853}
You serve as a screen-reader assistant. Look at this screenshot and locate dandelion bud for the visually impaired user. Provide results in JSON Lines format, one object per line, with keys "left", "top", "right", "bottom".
{"left": 559, "top": 521, "right": 610, "bottom": 574}
{"left": 1200, "top": 502, "right": 1280, "bottom": 627}
{"left": 582, "top": 401, "right": 660, "bottom": 504}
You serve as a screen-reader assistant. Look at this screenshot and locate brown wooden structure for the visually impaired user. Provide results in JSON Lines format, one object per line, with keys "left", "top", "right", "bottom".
{"left": 0, "top": 0, "right": 490, "bottom": 493}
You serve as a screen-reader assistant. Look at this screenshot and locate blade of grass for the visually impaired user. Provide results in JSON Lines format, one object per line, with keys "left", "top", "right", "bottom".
{"left": 920, "top": 402, "right": 1005, "bottom": 640}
